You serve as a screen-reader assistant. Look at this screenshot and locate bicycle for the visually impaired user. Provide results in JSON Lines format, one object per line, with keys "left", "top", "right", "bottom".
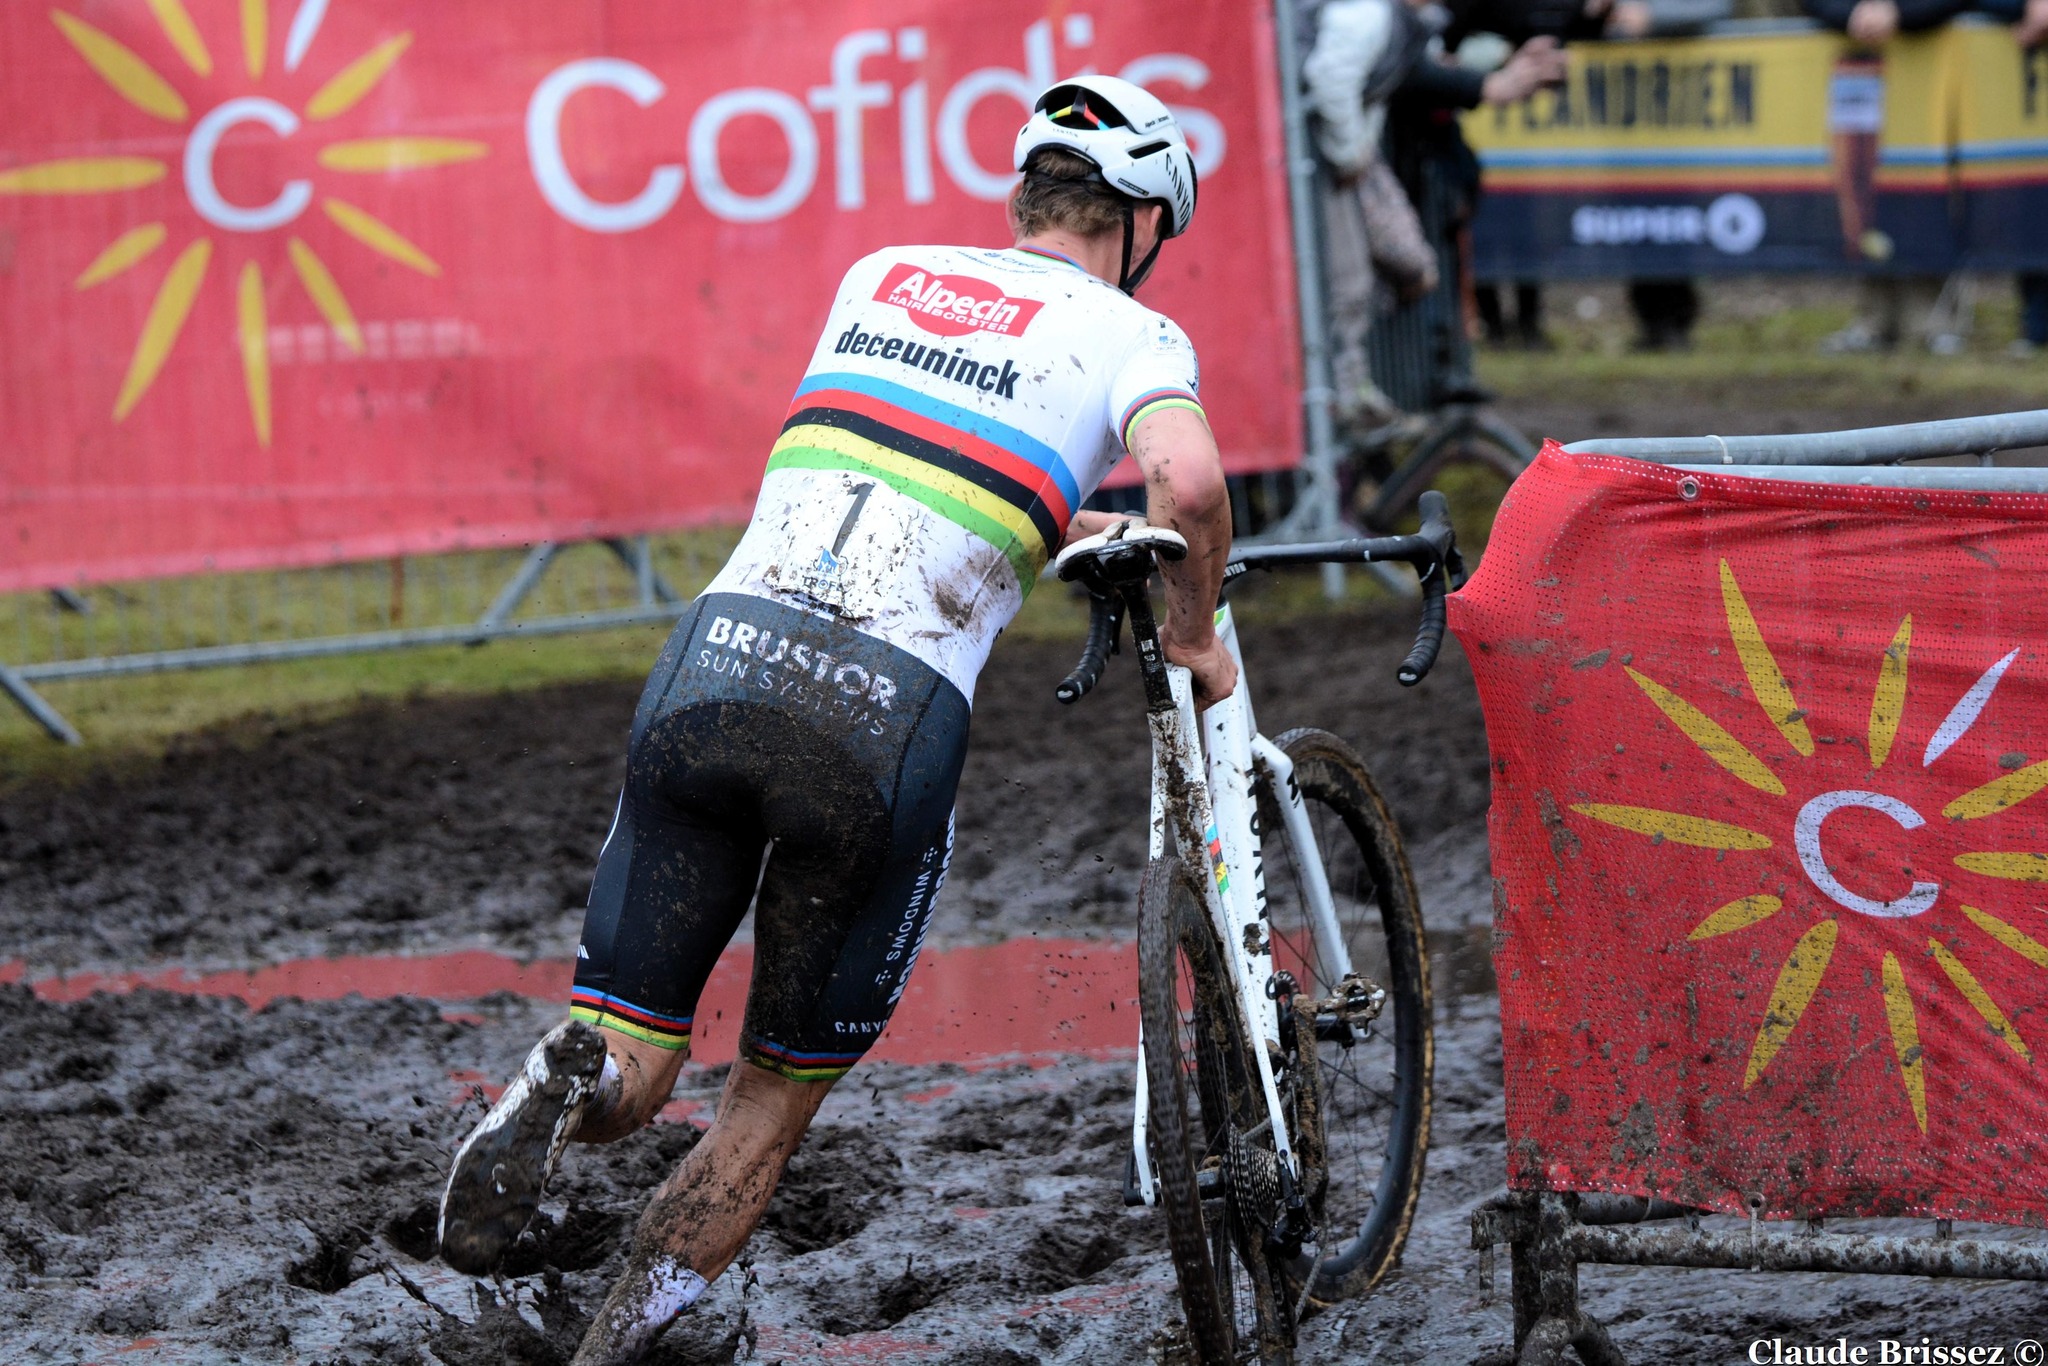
{"left": 1051, "top": 492, "right": 1466, "bottom": 1365}
{"left": 1339, "top": 398, "right": 1534, "bottom": 558}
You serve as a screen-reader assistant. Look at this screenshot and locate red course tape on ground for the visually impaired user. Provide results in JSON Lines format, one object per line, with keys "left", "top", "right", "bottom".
{"left": 0, "top": 939, "right": 1139, "bottom": 1066}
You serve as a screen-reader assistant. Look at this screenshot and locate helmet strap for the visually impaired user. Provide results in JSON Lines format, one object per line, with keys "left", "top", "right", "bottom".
{"left": 1116, "top": 200, "right": 1135, "bottom": 294}
{"left": 1116, "top": 200, "right": 1166, "bottom": 295}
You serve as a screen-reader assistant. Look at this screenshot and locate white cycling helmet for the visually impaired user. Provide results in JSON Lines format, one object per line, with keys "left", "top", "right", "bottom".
{"left": 1012, "top": 75, "right": 1198, "bottom": 293}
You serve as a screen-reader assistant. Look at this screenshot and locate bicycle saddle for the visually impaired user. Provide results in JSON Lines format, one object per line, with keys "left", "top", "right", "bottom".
{"left": 1053, "top": 520, "right": 1189, "bottom": 587}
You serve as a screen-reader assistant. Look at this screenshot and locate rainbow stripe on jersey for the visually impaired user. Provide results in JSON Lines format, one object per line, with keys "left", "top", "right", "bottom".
{"left": 1120, "top": 387, "right": 1205, "bottom": 450}
{"left": 768, "top": 372, "right": 1080, "bottom": 589}
{"left": 747, "top": 1036, "right": 868, "bottom": 1084}
{"left": 569, "top": 987, "right": 692, "bottom": 1051}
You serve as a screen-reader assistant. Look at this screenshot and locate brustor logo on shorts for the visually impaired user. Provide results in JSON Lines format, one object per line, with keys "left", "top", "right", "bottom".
{"left": 698, "top": 614, "right": 898, "bottom": 736}
{"left": 875, "top": 264, "right": 1045, "bottom": 338}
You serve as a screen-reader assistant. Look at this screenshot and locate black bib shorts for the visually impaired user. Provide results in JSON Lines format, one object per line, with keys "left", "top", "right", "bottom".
{"left": 569, "top": 591, "right": 968, "bottom": 1084}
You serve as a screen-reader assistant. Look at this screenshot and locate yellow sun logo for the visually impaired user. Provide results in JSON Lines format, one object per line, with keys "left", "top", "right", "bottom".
{"left": 1570, "top": 560, "right": 2048, "bottom": 1134}
{"left": 0, "top": 0, "right": 487, "bottom": 445}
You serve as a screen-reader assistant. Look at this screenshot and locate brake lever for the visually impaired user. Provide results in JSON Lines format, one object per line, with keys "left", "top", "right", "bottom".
{"left": 1412, "top": 489, "right": 1467, "bottom": 591}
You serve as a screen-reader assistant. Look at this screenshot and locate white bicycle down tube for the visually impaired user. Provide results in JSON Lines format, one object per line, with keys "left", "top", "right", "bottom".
{"left": 1131, "top": 622, "right": 1301, "bottom": 1199}
{"left": 1165, "top": 659, "right": 1298, "bottom": 1177}
{"left": 1205, "top": 605, "right": 1272, "bottom": 1010}
{"left": 1250, "top": 734, "right": 1357, "bottom": 984}
{"left": 1200, "top": 614, "right": 1297, "bottom": 1180}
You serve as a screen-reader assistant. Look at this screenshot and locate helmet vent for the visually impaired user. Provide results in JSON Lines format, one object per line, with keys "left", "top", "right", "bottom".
{"left": 1043, "top": 88, "right": 1130, "bottom": 131}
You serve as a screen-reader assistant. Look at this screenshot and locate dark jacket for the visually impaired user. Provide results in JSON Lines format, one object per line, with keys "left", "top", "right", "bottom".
{"left": 1400, "top": 0, "right": 1609, "bottom": 112}
{"left": 1387, "top": 0, "right": 1606, "bottom": 208}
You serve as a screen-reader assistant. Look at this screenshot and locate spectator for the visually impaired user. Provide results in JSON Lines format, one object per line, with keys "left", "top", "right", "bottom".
{"left": 1476, "top": 279, "right": 1549, "bottom": 348}
{"left": 1608, "top": 0, "right": 1733, "bottom": 352}
{"left": 1385, "top": 1, "right": 1605, "bottom": 389}
{"left": 2016, "top": 274, "right": 2048, "bottom": 357}
{"left": 2013, "top": 3, "right": 2048, "bottom": 355}
{"left": 1804, "top": 0, "right": 2030, "bottom": 352}
{"left": 1628, "top": 279, "right": 1703, "bottom": 350}
{"left": 1303, "top": 0, "right": 1442, "bottom": 426}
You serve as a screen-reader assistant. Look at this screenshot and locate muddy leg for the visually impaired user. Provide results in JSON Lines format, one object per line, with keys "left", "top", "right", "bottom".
{"left": 574, "top": 1027, "right": 690, "bottom": 1143}
{"left": 572, "top": 1062, "right": 833, "bottom": 1366}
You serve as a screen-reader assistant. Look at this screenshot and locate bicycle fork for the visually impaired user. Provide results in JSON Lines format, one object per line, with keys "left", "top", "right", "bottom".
{"left": 1126, "top": 598, "right": 1299, "bottom": 1209}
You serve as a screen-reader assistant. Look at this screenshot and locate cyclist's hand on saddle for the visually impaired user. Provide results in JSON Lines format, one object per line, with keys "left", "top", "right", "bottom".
{"left": 1163, "top": 630, "right": 1239, "bottom": 711}
{"left": 1061, "top": 511, "right": 1141, "bottom": 549}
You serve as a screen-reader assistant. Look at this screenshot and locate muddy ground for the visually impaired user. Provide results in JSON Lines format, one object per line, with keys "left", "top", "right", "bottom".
{"left": 0, "top": 604, "right": 1496, "bottom": 977}
{"left": 3, "top": 604, "right": 2043, "bottom": 1363}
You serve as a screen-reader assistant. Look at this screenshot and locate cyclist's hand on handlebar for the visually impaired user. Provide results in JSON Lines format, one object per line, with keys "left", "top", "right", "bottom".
{"left": 1163, "top": 630, "right": 1238, "bottom": 711}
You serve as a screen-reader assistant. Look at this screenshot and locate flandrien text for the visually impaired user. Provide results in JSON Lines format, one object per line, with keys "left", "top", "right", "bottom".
{"left": 1751, "top": 1339, "right": 2019, "bottom": 1364}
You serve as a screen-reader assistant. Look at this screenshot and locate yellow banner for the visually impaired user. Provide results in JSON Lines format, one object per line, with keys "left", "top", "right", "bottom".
{"left": 1951, "top": 23, "right": 2048, "bottom": 187}
{"left": 1462, "top": 29, "right": 1954, "bottom": 194}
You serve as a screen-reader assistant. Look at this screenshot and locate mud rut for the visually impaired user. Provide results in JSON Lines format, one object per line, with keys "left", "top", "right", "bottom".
{"left": 1, "top": 603, "right": 2038, "bottom": 1363}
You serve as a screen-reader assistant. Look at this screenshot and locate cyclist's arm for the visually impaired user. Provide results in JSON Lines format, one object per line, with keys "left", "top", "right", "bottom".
{"left": 1130, "top": 407, "right": 1237, "bottom": 708}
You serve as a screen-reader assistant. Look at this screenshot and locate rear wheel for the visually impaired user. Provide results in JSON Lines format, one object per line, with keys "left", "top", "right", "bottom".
{"left": 1255, "top": 728, "right": 1432, "bottom": 1305}
{"left": 1138, "top": 856, "right": 1291, "bottom": 1363}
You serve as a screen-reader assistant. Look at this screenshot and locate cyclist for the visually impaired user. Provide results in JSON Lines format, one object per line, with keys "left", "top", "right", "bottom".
{"left": 437, "top": 74, "right": 1236, "bottom": 1365}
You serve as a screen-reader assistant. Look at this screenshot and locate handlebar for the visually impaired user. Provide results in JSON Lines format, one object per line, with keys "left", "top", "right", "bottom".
{"left": 1052, "top": 490, "right": 1467, "bottom": 704}
{"left": 1056, "top": 590, "right": 1125, "bottom": 704}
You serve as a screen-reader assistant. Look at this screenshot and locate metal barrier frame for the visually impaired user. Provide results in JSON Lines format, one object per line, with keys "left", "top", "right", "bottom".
{"left": 1479, "top": 408, "right": 2048, "bottom": 1365}
{"left": 0, "top": 537, "right": 683, "bottom": 745}
{"left": 1564, "top": 409, "right": 2048, "bottom": 479}
{"left": 1252, "top": 0, "right": 1355, "bottom": 607}
{"left": 1471, "top": 1192, "right": 2048, "bottom": 1366}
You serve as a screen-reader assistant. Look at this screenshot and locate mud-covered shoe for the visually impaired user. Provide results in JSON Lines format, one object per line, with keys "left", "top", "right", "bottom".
{"left": 438, "top": 1018, "right": 608, "bottom": 1275}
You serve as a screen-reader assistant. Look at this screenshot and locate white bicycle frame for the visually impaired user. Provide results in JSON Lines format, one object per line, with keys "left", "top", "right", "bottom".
{"left": 1129, "top": 600, "right": 1359, "bottom": 1207}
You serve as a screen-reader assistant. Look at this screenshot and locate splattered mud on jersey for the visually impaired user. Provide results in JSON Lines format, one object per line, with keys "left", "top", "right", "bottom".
{"left": 706, "top": 243, "right": 1203, "bottom": 703}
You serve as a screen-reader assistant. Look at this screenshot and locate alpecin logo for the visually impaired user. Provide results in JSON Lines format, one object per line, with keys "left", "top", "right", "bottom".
{"left": 875, "top": 263, "right": 1044, "bottom": 338}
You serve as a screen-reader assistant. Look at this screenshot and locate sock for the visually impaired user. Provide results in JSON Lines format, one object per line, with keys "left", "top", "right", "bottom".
{"left": 571, "top": 1255, "right": 709, "bottom": 1365}
{"left": 592, "top": 1054, "right": 623, "bottom": 1116}
{"left": 640, "top": 1256, "right": 709, "bottom": 1322}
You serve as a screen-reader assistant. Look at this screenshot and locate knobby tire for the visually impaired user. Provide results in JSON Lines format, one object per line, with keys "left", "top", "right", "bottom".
{"left": 1139, "top": 856, "right": 1290, "bottom": 1364}
{"left": 1258, "top": 728, "right": 1432, "bottom": 1305}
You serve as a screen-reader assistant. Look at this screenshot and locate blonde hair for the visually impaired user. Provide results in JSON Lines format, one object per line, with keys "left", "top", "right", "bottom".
{"left": 1011, "top": 147, "right": 1130, "bottom": 238}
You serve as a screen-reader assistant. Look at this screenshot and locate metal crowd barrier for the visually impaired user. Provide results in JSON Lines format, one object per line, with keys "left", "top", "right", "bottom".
{"left": 0, "top": 535, "right": 725, "bottom": 746}
{"left": 0, "top": 474, "right": 1316, "bottom": 748}
{"left": 1478, "top": 406, "right": 2048, "bottom": 1366}
{"left": 0, "top": 0, "right": 1355, "bottom": 745}
{"left": 1565, "top": 409, "right": 2048, "bottom": 485}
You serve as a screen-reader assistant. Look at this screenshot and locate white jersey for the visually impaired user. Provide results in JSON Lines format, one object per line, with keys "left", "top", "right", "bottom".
{"left": 704, "top": 244, "right": 1205, "bottom": 702}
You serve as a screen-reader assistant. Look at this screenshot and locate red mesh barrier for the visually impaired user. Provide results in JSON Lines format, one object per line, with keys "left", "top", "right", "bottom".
{"left": 1449, "top": 442, "right": 2048, "bottom": 1223}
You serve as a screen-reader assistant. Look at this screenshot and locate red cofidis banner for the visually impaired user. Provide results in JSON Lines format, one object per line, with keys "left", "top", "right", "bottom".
{"left": 1452, "top": 444, "right": 2048, "bottom": 1223}
{"left": 0, "top": 0, "right": 1298, "bottom": 591}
